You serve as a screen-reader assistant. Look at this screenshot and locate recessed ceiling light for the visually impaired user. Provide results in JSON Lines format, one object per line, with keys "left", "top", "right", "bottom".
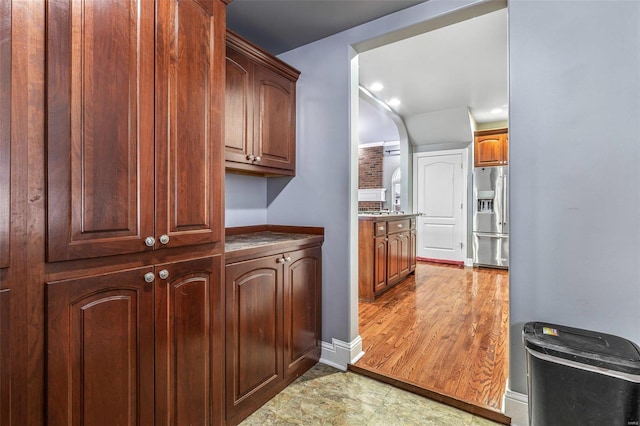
{"left": 369, "top": 82, "right": 384, "bottom": 92}
{"left": 491, "top": 108, "right": 503, "bottom": 114}
{"left": 388, "top": 98, "right": 401, "bottom": 107}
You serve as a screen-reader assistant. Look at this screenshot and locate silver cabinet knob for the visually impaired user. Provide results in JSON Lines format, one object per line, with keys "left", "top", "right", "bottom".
{"left": 159, "top": 234, "right": 170, "bottom": 245}
{"left": 158, "top": 269, "right": 169, "bottom": 280}
{"left": 285, "top": 256, "right": 291, "bottom": 262}
{"left": 254, "top": 156, "right": 261, "bottom": 162}
{"left": 398, "top": 224, "right": 403, "bottom": 228}
{"left": 246, "top": 154, "right": 255, "bottom": 161}
{"left": 276, "top": 257, "right": 285, "bottom": 264}
{"left": 144, "top": 272, "right": 155, "bottom": 283}
{"left": 144, "top": 236, "right": 155, "bottom": 247}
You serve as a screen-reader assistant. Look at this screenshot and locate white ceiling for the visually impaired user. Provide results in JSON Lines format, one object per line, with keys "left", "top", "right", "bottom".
{"left": 359, "top": 8, "right": 508, "bottom": 125}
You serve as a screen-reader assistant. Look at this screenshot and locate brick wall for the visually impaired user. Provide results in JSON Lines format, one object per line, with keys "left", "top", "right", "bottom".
{"left": 358, "top": 146, "right": 383, "bottom": 211}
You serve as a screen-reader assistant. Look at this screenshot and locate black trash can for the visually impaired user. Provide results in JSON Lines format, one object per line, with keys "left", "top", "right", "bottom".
{"left": 523, "top": 322, "right": 640, "bottom": 426}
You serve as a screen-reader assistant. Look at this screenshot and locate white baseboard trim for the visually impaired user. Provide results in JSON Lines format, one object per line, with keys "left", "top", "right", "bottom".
{"left": 464, "top": 257, "right": 473, "bottom": 267}
{"left": 504, "top": 388, "right": 529, "bottom": 426}
{"left": 319, "top": 336, "right": 364, "bottom": 371}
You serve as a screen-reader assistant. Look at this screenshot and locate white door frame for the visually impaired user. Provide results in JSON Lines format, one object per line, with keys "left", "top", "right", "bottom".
{"left": 413, "top": 148, "right": 469, "bottom": 264}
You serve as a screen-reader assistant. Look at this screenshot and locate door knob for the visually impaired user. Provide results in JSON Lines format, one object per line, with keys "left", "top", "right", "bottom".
{"left": 159, "top": 234, "right": 170, "bottom": 245}
{"left": 158, "top": 269, "right": 169, "bottom": 280}
{"left": 144, "top": 236, "right": 155, "bottom": 247}
{"left": 254, "top": 156, "right": 261, "bottom": 162}
{"left": 285, "top": 256, "right": 291, "bottom": 262}
{"left": 246, "top": 154, "right": 255, "bottom": 161}
{"left": 144, "top": 272, "right": 155, "bottom": 283}
{"left": 276, "top": 257, "right": 285, "bottom": 264}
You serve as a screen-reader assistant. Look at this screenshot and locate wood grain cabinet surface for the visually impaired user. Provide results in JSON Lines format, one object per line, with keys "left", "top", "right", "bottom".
{"left": 225, "top": 31, "right": 300, "bottom": 176}
{"left": 474, "top": 128, "right": 509, "bottom": 167}
{"left": 359, "top": 215, "right": 418, "bottom": 301}
{"left": 0, "top": 289, "right": 9, "bottom": 426}
{"left": 46, "top": 255, "right": 224, "bottom": 426}
{"left": 0, "top": 0, "right": 10, "bottom": 270}
{"left": 46, "top": 0, "right": 225, "bottom": 262}
{"left": 225, "top": 229, "right": 322, "bottom": 425}
{"left": 43, "top": 0, "right": 227, "bottom": 425}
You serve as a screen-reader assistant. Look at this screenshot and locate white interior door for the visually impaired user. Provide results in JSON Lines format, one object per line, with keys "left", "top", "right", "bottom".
{"left": 414, "top": 151, "right": 466, "bottom": 263}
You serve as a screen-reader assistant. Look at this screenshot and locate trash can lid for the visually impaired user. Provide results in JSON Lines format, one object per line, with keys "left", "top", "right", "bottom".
{"left": 523, "top": 322, "right": 640, "bottom": 375}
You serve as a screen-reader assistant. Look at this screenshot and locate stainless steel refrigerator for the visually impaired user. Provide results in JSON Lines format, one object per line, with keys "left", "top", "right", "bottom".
{"left": 472, "top": 166, "right": 509, "bottom": 268}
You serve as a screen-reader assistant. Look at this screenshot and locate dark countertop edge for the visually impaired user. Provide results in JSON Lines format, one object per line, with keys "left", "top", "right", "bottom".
{"left": 358, "top": 213, "right": 421, "bottom": 221}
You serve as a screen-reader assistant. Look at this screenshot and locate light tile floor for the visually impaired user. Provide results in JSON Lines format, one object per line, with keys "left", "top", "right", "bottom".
{"left": 241, "top": 364, "right": 503, "bottom": 425}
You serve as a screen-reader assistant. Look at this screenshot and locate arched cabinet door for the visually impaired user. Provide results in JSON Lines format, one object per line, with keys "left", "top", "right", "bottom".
{"left": 253, "top": 63, "right": 296, "bottom": 173}
{"left": 225, "top": 255, "right": 283, "bottom": 424}
{"left": 154, "top": 255, "right": 224, "bottom": 426}
{"left": 283, "top": 247, "right": 321, "bottom": 379}
{"left": 46, "top": 267, "right": 155, "bottom": 425}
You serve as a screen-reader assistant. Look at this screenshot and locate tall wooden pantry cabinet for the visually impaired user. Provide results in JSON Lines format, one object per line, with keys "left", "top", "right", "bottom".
{"left": 4, "top": 0, "right": 229, "bottom": 424}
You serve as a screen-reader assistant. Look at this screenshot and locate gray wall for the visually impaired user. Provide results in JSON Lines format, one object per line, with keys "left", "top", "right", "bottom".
{"left": 509, "top": 0, "right": 640, "bottom": 393}
{"left": 225, "top": 173, "right": 267, "bottom": 227}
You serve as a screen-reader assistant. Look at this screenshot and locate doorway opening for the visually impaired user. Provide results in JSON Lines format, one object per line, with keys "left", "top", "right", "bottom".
{"left": 351, "top": 4, "right": 510, "bottom": 423}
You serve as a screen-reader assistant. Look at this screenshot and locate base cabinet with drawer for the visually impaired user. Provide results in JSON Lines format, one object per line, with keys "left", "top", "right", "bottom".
{"left": 225, "top": 228, "right": 323, "bottom": 425}
{"left": 359, "top": 215, "right": 418, "bottom": 301}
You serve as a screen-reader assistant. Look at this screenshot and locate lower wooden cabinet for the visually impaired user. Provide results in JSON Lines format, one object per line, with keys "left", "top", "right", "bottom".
{"left": 359, "top": 215, "right": 418, "bottom": 301}
{"left": 46, "top": 255, "right": 223, "bottom": 425}
{"left": 225, "top": 245, "right": 321, "bottom": 425}
{"left": 0, "top": 288, "right": 9, "bottom": 426}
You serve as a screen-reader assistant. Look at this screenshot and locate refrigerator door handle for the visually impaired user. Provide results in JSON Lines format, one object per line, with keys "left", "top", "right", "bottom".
{"left": 503, "top": 173, "right": 508, "bottom": 227}
{"left": 475, "top": 233, "right": 509, "bottom": 238}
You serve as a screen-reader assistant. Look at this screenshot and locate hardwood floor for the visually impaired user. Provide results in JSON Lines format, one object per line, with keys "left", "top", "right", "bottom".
{"left": 353, "top": 261, "right": 509, "bottom": 424}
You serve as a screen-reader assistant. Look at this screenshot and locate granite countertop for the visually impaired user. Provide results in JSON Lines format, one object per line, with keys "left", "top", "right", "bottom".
{"left": 225, "top": 231, "right": 322, "bottom": 253}
{"left": 358, "top": 212, "right": 421, "bottom": 220}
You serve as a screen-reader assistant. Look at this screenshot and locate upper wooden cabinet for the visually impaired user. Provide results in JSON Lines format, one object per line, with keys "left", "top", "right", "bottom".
{"left": 46, "top": 0, "right": 225, "bottom": 262}
{"left": 474, "top": 128, "right": 509, "bottom": 167}
{"left": 0, "top": 0, "right": 10, "bottom": 269}
{"left": 225, "top": 31, "right": 300, "bottom": 176}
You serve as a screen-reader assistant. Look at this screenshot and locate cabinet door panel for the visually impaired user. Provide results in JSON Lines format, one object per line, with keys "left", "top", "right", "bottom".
{"left": 399, "top": 232, "right": 411, "bottom": 277}
{"left": 374, "top": 236, "right": 387, "bottom": 293}
{"left": 409, "top": 230, "right": 417, "bottom": 272}
{"left": 0, "top": 288, "right": 9, "bottom": 426}
{"left": 225, "top": 256, "right": 282, "bottom": 419}
{"left": 155, "top": 0, "right": 224, "bottom": 248}
{"left": 284, "top": 247, "right": 321, "bottom": 377}
{"left": 225, "top": 47, "right": 253, "bottom": 163}
{"left": 155, "top": 255, "right": 223, "bottom": 426}
{"left": 387, "top": 234, "right": 401, "bottom": 285}
{"left": 254, "top": 64, "right": 296, "bottom": 172}
{"left": 0, "top": 0, "right": 9, "bottom": 268}
{"left": 475, "top": 134, "right": 504, "bottom": 167}
{"left": 46, "top": 0, "right": 155, "bottom": 261}
{"left": 46, "top": 267, "right": 154, "bottom": 425}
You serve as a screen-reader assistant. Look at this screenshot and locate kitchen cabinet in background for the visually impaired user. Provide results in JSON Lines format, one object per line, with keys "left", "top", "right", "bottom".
{"left": 225, "top": 30, "right": 300, "bottom": 176}
{"left": 474, "top": 127, "right": 509, "bottom": 167}
{"left": 359, "top": 215, "right": 418, "bottom": 301}
{"left": 225, "top": 226, "right": 323, "bottom": 425}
